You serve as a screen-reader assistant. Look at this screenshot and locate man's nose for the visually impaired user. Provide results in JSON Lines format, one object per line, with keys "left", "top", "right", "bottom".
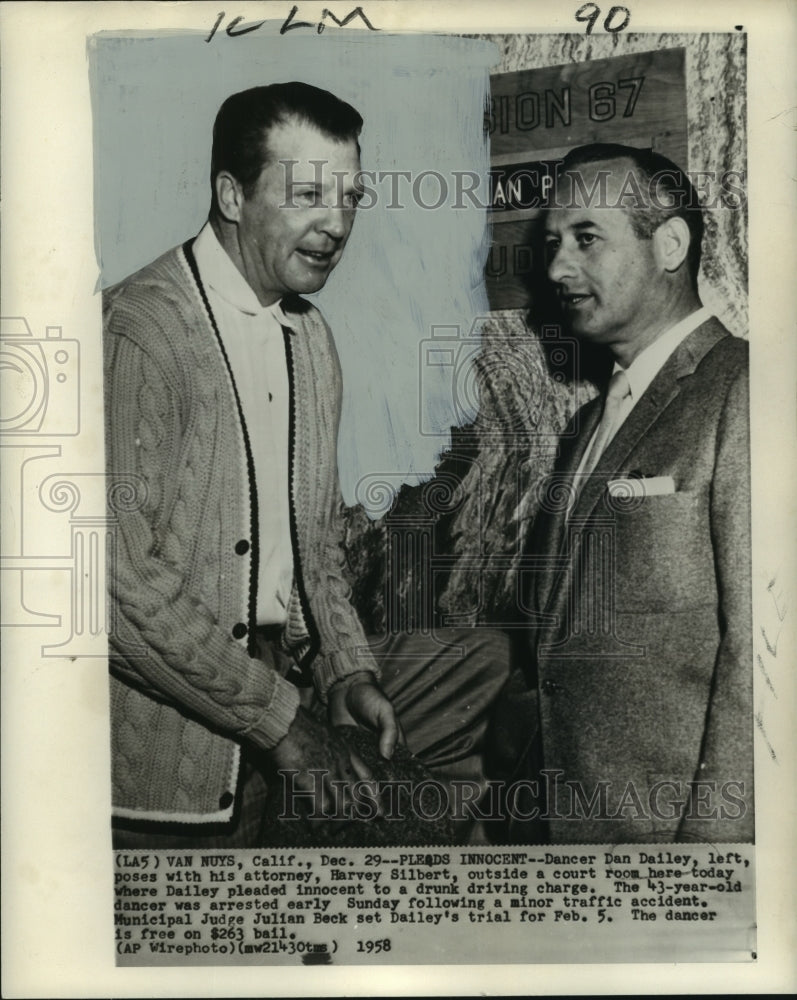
{"left": 318, "top": 204, "right": 350, "bottom": 240}
{"left": 547, "top": 243, "right": 577, "bottom": 284}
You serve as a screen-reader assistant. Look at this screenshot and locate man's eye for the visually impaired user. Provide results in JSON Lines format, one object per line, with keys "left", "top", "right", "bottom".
{"left": 294, "top": 189, "right": 320, "bottom": 205}
{"left": 544, "top": 239, "right": 560, "bottom": 257}
{"left": 342, "top": 192, "right": 361, "bottom": 209}
{"left": 577, "top": 233, "right": 597, "bottom": 247}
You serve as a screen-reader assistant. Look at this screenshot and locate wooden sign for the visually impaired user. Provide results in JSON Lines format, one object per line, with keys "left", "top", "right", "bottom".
{"left": 486, "top": 47, "right": 688, "bottom": 311}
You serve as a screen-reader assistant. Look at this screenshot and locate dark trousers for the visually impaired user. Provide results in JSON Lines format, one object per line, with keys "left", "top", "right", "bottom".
{"left": 112, "top": 627, "right": 510, "bottom": 848}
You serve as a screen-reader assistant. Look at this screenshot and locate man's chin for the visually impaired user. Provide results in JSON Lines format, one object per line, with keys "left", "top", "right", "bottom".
{"left": 289, "top": 266, "right": 337, "bottom": 295}
{"left": 566, "top": 314, "right": 602, "bottom": 340}
{"left": 562, "top": 316, "right": 588, "bottom": 338}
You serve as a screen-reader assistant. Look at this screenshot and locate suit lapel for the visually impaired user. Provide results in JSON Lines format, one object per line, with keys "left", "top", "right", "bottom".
{"left": 569, "top": 319, "right": 727, "bottom": 523}
{"left": 569, "top": 367, "right": 682, "bottom": 522}
{"left": 539, "top": 319, "right": 728, "bottom": 620}
{"left": 532, "top": 396, "right": 601, "bottom": 615}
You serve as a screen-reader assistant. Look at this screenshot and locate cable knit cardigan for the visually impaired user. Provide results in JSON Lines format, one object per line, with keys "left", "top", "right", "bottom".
{"left": 104, "top": 240, "right": 379, "bottom": 824}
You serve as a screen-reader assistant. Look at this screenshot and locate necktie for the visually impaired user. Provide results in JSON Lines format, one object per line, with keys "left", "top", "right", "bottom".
{"left": 578, "top": 368, "right": 632, "bottom": 483}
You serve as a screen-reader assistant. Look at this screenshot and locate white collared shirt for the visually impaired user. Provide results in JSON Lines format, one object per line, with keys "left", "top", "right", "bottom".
{"left": 193, "top": 222, "right": 294, "bottom": 625}
{"left": 576, "top": 306, "right": 713, "bottom": 477}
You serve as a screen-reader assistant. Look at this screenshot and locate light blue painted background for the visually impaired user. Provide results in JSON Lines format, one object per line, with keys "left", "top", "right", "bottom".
{"left": 90, "top": 28, "right": 497, "bottom": 513}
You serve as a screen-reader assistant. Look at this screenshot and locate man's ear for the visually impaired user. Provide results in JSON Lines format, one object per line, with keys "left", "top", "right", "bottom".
{"left": 653, "top": 216, "right": 691, "bottom": 273}
{"left": 214, "top": 171, "right": 245, "bottom": 224}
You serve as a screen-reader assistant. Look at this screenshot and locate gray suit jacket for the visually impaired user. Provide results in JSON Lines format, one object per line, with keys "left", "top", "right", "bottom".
{"left": 527, "top": 317, "right": 753, "bottom": 843}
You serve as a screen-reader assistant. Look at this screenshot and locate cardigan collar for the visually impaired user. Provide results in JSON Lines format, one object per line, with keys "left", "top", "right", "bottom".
{"left": 193, "top": 222, "right": 295, "bottom": 329}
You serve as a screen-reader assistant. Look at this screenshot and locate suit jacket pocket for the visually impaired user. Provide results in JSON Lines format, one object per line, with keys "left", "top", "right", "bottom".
{"left": 607, "top": 488, "right": 716, "bottom": 613}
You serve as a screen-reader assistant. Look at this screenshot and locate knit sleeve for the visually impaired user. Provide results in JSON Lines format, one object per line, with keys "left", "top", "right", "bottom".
{"left": 310, "top": 474, "right": 381, "bottom": 701}
{"left": 297, "top": 308, "right": 381, "bottom": 701}
{"left": 104, "top": 286, "right": 300, "bottom": 750}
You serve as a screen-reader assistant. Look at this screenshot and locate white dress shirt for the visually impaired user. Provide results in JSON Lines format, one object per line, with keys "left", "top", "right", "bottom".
{"left": 576, "top": 306, "right": 713, "bottom": 478}
{"left": 193, "top": 222, "right": 294, "bottom": 625}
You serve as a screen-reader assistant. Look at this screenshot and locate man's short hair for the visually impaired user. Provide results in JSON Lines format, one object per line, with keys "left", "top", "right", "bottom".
{"left": 557, "top": 143, "right": 704, "bottom": 287}
{"left": 210, "top": 82, "right": 363, "bottom": 205}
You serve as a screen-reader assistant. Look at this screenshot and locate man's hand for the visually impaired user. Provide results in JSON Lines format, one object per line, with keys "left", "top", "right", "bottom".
{"left": 327, "top": 672, "right": 403, "bottom": 760}
{"left": 265, "top": 706, "right": 374, "bottom": 818}
{"left": 263, "top": 674, "right": 401, "bottom": 823}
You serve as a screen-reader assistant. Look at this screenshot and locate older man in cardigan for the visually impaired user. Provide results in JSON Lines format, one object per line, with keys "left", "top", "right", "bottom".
{"left": 105, "top": 83, "right": 508, "bottom": 847}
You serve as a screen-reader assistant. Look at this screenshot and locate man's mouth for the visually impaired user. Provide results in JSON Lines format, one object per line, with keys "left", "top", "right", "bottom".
{"left": 297, "top": 248, "right": 335, "bottom": 265}
{"left": 560, "top": 292, "right": 593, "bottom": 309}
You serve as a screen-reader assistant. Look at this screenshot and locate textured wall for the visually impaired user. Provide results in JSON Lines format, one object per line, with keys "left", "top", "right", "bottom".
{"left": 345, "top": 32, "right": 747, "bottom": 632}
{"left": 485, "top": 32, "right": 748, "bottom": 335}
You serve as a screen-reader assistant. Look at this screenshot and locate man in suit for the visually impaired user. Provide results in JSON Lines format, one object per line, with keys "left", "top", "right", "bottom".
{"left": 510, "top": 143, "right": 752, "bottom": 844}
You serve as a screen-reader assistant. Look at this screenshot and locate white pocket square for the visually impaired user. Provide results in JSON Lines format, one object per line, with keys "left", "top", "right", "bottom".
{"left": 607, "top": 475, "right": 676, "bottom": 498}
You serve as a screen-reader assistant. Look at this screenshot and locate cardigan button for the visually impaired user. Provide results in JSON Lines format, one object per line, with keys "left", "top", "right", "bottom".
{"left": 541, "top": 679, "right": 561, "bottom": 696}
{"left": 234, "top": 539, "right": 250, "bottom": 555}
{"left": 232, "top": 622, "right": 248, "bottom": 640}
{"left": 219, "top": 791, "right": 234, "bottom": 809}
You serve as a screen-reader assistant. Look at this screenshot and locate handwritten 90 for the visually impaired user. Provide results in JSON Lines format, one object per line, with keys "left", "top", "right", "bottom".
{"left": 575, "top": 3, "right": 632, "bottom": 34}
